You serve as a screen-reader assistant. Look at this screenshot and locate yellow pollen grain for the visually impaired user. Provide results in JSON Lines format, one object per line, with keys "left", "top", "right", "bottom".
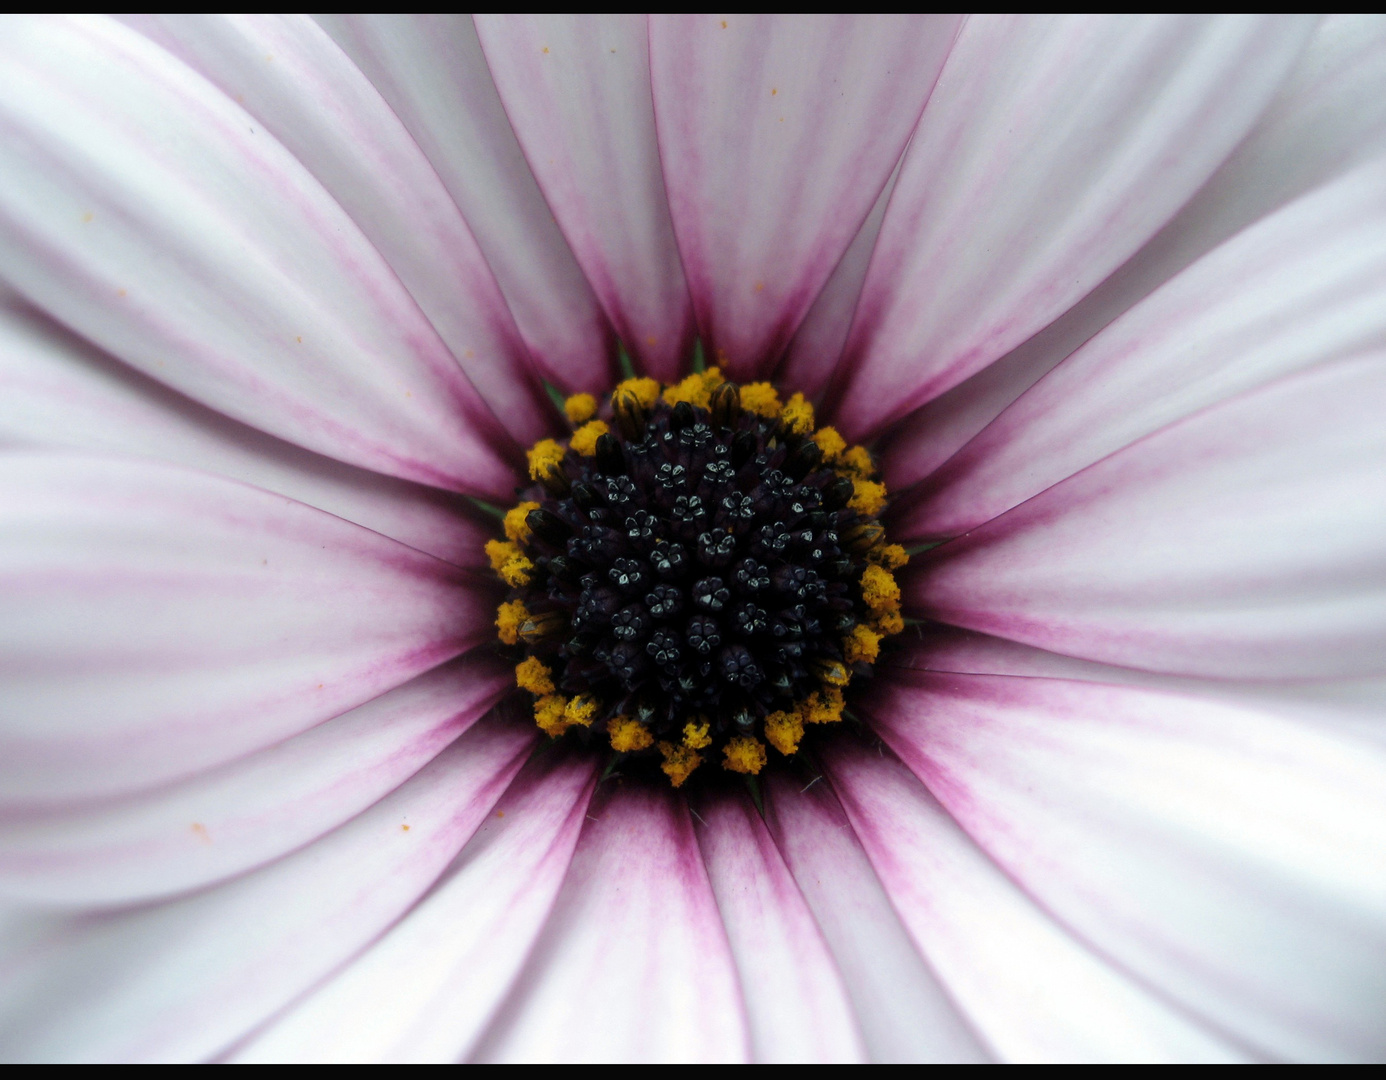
{"left": 503, "top": 501, "right": 540, "bottom": 543}
{"left": 526, "top": 438, "right": 566, "bottom": 481}
{"left": 722, "top": 736, "right": 767, "bottom": 775}
{"left": 739, "top": 381, "right": 782, "bottom": 419}
{"left": 869, "top": 543, "right": 909, "bottom": 570}
{"left": 569, "top": 419, "right": 610, "bottom": 456}
{"left": 534, "top": 693, "right": 569, "bottom": 736}
{"left": 564, "top": 694, "right": 599, "bottom": 728}
{"left": 817, "top": 659, "right": 852, "bottom": 687}
{"left": 608, "top": 714, "right": 654, "bottom": 753}
{"left": 861, "top": 564, "right": 901, "bottom": 612}
{"left": 662, "top": 371, "right": 714, "bottom": 409}
{"left": 682, "top": 720, "right": 712, "bottom": 750}
{"left": 485, "top": 538, "right": 520, "bottom": 572}
{"left": 801, "top": 687, "right": 845, "bottom": 725}
{"left": 812, "top": 426, "right": 847, "bottom": 462}
{"left": 515, "top": 656, "right": 555, "bottom": 696}
{"left": 495, "top": 599, "right": 528, "bottom": 645}
{"left": 873, "top": 608, "right": 905, "bottom": 636}
{"left": 843, "top": 624, "right": 881, "bottom": 664}
{"left": 701, "top": 366, "right": 725, "bottom": 390}
{"left": 779, "top": 392, "right": 815, "bottom": 435}
{"left": 614, "top": 375, "right": 661, "bottom": 409}
{"left": 763, "top": 709, "right": 804, "bottom": 756}
{"left": 658, "top": 741, "right": 702, "bottom": 788}
{"left": 839, "top": 445, "right": 874, "bottom": 477}
{"left": 848, "top": 477, "right": 888, "bottom": 516}
{"left": 498, "top": 552, "right": 535, "bottom": 587}
{"left": 563, "top": 392, "right": 597, "bottom": 424}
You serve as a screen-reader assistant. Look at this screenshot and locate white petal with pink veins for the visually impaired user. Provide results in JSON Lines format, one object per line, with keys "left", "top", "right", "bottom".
{"left": 830, "top": 14, "right": 1314, "bottom": 440}
{"left": 904, "top": 157, "right": 1386, "bottom": 539}
{"left": 234, "top": 752, "right": 595, "bottom": 1063}
{"left": 825, "top": 742, "right": 1244, "bottom": 1062}
{"left": 915, "top": 353, "right": 1386, "bottom": 679}
{"left": 471, "top": 786, "right": 749, "bottom": 1063}
{"left": 764, "top": 773, "right": 989, "bottom": 1062}
{"left": 0, "top": 296, "right": 495, "bottom": 567}
{"left": 0, "top": 15, "right": 515, "bottom": 498}
{"left": 0, "top": 454, "right": 491, "bottom": 800}
{"left": 475, "top": 15, "right": 693, "bottom": 382}
{"left": 648, "top": 14, "right": 959, "bottom": 380}
{"left": 0, "top": 653, "right": 510, "bottom": 906}
{"left": 312, "top": 14, "right": 615, "bottom": 394}
{"left": 868, "top": 672, "right": 1386, "bottom": 1061}
{"left": 116, "top": 14, "right": 553, "bottom": 447}
{"left": 0, "top": 725, "right": 531, "bottom": 1063}
{"left": 692, "top": 791, "right": 866, "bottom": 1063}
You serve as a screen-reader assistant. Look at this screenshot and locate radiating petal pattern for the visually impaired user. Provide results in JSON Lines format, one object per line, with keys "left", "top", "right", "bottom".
{"left": 0, "top": 454, "right": 491, "bottom": 800}
{"left": 234, "top": 751, "right": 595, "bottom": 1063}
{"left": 825, "top": 741, "right": 1243, "bottom": 1062}
{"left": 867, "top": 672, "right": 1386, "bottom": 1061}
{"left": 914, "top": 353, "right": 1386, "bottom": 679}
{"left": 830, "top": 14, "right": 1314, "bottom": 440}
{"left": 764, "top": 773, "right": 989, "bottom": 1062}
{"left": 0, "top": 296, "right": 495, "bottom": 567}
{"left": 900, "top": 157, "right": 1386, "bottom": 538}
{"left": 648, "top": 15, "right": 959, "bottom": 379}
{"left": 0, "top": 653, "right": 510, "bottom": 906}
{"left": 0, "top": 723, "right": 531, "bottom": 1063}
{"left": 475, "top": 15, "right": 693, "bottom": 381}
{"left": 692, "top": 791, "right": 866, "bottom": 1063}
{"left": 0, "top": 15, "right": 515, "bottom": 497}
{"left": 471, "top": 785, "right": 749, "bottom": 1063}
{"left": 314, "top": 14, "right": 615, "bottom": 393}
{"left": 116, "top": 13, "right": 553, "bottom": 447}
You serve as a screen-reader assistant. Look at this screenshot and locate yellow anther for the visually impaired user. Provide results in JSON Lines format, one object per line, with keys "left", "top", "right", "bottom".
{"left": 861, "top": 563, "right": 901, "bottom": 612}
{"left": 812, "top": 425, "right": 847, "bottom": 462}
{"left": 503, "top": 501, "right": 540, "bottom": 543}
{"left": 534, "top": 694, "right": 569, "bottom": 736}
{"left": 485, "top": 538, "right": 520, "bottom": 572}
{"left": 722, "top": 736, "right": 767, "bottom": 775}
{"left": 870, "top": 543, "right": 909, "bottom": 570}
{"left": 563, "top": 392, "right": 597, "bottom": 424}
{"left": 872, "top": 609, "right": 905, "bottom": 636}
{"left": 763, "top": 709, "right": 804, "bottom": 756}
{"left": 801, "top": 687, "right": 845, "bottom": 725}
{"left": 526, "top": 438, "right": 566, "bottom": 482}
{"left": 816, "top": 658, "right": 852, "bottom": 687}
{"left": 608, "top": 715, "right": 654, "bottom": 752}
{"left": 662, "top": 371, "right": 714, "bottom": 409}
{"left": 739, "top": 381, "right": 782, "bottom": 419}
{"left": 658, "top": 741, "right": 702, "bottom": 788}
{"left": 839, "top": 445, "right": 874, "bottom": 477}
{"left": 780, "top": 391, "right": 815, "bottom": 435}
{"left": 843, "top": 624, "right": 882, "bottom": 664}
{"left": 495, "top": 599, "right": 528, "bottom": 645}
{"left": 498, "top": 552, "right": 535, "bottom": 587}
{"left": 515, "top": 656, "right": 555, "bottom": 696}
{"left": 614, "top": 376, "right": 661, "bottom": 409}
{"left": 848, "top": 477, "right": 888, "bottom": 516}
{"left": 682, "top": 720, "right": 712, "bottom": 750}
{"left": 569, "top": 419, "right": 609, "bottom": 456}
{"left": 564, "top": 695, "right": 599, "bottom": 728}
{"left": 701, "top": 366, "right": 725, "bottom": 390}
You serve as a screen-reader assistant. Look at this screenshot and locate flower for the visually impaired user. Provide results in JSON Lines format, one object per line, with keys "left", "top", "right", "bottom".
{"left": 1, "top": 11, "right": 1384, "bottom": 1063}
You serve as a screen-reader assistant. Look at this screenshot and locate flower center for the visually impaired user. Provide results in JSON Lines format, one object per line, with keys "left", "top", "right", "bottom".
{"left": 488, "top": 367, "right": 906, "bottom": 788}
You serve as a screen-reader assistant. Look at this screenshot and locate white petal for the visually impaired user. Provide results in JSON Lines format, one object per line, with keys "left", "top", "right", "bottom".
{"left": 312, "top": 14, "right": 615, "bottom": 393}
{"left": 867, "top": 672, "right": 1386, "bottom": 1061}
{"left": 0, "top": 721, "right": 531, "bottom": 1063}
{"left": 475, "top": 15, "right": 693, "bottom": 381}
{"left": 0, "top": 294, "right": 495, "bottom": 566}
{"left": 0, "top": 15, "right": 514, "bottom": 496}
{"left": 233, "top": 751, "right": 596, "bottom": 1063}
{"left": 0, "top": 653, "right": 510, "bottom": 905}
{"left": 471, "top": 785, "right": 749, "bottom": 1063}
{"left": 763, "top": 772, "right": 990, "bottom": 1062}
{"left": 692, "top": 791, "right": 866, "bottom": 1063}
{"left": 830, "top": 14, "right": 1313, "bottom": 440}
{"left": 0, "top": 453, "right": 491, "bottom": 799}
